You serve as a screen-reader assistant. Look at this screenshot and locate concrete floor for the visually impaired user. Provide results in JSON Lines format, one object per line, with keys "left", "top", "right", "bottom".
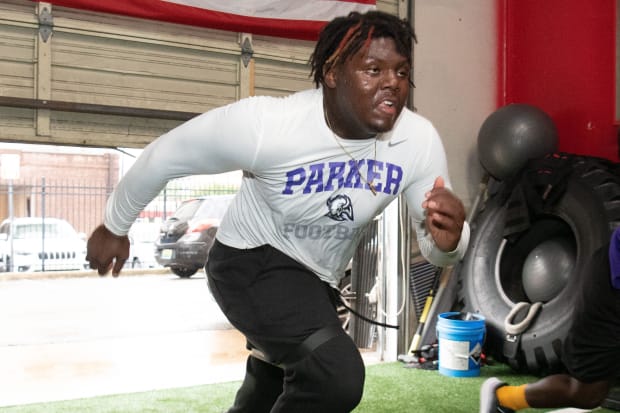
{"left": 0, "top": 329, "right": 249, "bottom": 407}
{"left": 0, "top": 270, "right": 251, "bottom": 407}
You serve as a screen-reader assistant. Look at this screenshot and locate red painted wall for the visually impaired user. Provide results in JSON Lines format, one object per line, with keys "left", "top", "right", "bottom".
{"left": 498, "top": 0, "right": 618, "bottom": 161}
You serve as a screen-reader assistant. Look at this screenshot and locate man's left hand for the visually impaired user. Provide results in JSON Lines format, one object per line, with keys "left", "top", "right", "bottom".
{"left": 422, "top": 177, "right": 466, "bottom": 252}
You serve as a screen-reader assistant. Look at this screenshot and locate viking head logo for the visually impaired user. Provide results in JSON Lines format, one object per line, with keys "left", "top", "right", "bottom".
{"left": 325, "top": 194, "right": 354, "bottom": 222}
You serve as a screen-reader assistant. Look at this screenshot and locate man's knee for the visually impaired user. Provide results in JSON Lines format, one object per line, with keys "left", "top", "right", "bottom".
{"left": 290, "top": 329, "right": 365, "bottom": 411}
{"left": 320, "top": 357, "right": 365, "bottom": 410}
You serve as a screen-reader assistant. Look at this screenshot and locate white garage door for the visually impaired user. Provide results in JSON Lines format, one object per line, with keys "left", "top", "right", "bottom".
{"left": 0, "top": 0, "right": 406, "bottom": 149}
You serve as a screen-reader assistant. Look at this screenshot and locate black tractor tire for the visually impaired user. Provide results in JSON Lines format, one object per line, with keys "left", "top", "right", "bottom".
{"left": 457, "top": 154, "right": 620, "bottom": 375}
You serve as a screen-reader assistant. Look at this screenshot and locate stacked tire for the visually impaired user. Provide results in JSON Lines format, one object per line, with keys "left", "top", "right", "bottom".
{"left": 456, "top": 153, "right": 620, "bottom": 375}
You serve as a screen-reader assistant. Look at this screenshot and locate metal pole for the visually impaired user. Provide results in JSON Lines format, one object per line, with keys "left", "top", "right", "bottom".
{"left": 163, "top": 187, "right": 167, "bottom": 220}
{"left": 8, "top": 179, "right": 13, "bottom": 272}
{"left": 41, "top": 177, "right": 46, "bottom": 272}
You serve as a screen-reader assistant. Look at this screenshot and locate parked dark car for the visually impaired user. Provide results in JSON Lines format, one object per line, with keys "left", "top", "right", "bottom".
{"left": 155, "top": 194, "right": 234, "bottom": 278}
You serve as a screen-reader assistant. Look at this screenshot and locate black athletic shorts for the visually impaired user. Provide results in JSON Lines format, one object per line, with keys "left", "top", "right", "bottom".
{"left": 563, "top": 245, "right": 620, "bottom": 383}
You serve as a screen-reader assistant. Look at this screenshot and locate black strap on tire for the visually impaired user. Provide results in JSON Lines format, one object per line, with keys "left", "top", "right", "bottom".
{"left": 500, "top": 152, "right": 575, "bottom": 241}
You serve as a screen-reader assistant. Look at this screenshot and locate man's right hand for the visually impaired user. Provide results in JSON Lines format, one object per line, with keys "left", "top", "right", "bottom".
{"left": 86, "top": 224, "right": 130, "bottom": 277}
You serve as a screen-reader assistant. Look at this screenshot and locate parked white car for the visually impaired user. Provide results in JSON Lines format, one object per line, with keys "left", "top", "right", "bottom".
{"left": 126, "top": 221, "right": 160, "bottom": 269}
{"left": 0, "top": 217, "right": 88, "bottom": 272}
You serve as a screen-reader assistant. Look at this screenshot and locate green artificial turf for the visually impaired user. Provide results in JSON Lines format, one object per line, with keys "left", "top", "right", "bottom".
{"left": 0, "top": 362, "right": 616, "bottom": 413}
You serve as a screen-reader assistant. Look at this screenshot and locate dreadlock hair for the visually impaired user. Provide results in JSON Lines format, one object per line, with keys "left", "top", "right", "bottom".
{"left": 310, "top": 10, "right": 417, "bottom": 88}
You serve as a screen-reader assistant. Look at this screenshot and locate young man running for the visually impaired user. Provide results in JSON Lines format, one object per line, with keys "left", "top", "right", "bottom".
{"left": 87, "top": 11, "right": 469, "bottom": 413}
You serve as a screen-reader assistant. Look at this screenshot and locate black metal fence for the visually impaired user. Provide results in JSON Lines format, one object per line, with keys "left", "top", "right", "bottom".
{"left": 0, "top": 177, "right": 240, "bottom": 272}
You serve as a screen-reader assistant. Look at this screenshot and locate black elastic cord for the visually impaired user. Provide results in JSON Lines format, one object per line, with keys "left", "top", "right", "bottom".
{"left": 339, "top": 295, "right": 399, "bottom": 330}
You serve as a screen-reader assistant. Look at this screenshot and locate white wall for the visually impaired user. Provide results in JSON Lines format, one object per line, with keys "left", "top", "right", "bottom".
{"left": 413, "top": 0, "right": 497, "bottom": 211}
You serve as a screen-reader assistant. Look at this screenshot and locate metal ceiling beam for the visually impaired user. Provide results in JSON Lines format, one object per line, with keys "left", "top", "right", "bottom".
{"left": 0, "top": 96, "right": 199, "bottom": 122}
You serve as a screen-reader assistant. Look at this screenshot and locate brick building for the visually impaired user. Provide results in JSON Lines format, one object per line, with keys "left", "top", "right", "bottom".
{"left": 0, "top": 144, "right": 120, "bottom": 235}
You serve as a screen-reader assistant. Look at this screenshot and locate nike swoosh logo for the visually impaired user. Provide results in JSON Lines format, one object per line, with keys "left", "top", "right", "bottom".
{"left": 387, "top": 139, "right": 407, "bottom": 147}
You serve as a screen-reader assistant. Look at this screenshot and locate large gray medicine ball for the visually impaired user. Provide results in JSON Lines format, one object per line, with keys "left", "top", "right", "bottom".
{"left": 478, "top": 103, "right": 558, "bottom": 180}
{"left": 522, "top": 237, "right": 574, "bottom": 303}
